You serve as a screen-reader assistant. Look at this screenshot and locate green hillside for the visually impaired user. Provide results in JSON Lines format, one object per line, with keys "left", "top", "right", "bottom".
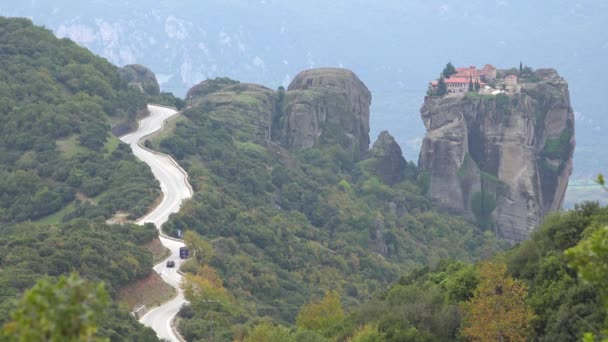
{"left": 154, "top": 81, "right": 506, "bottom": 340}
{"left": 0, "top": 17, "right": 161, "bottom": 340}
{"left": 0, "top": 17, "right": 159, "bottom": 225}
{"left": 321, "top": 202, "right": 608, "bottom": 341}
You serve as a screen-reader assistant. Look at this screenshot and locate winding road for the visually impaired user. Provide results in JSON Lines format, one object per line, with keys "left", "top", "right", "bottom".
{"left": 120, "top": 104, "right": 193, "bottom": 342}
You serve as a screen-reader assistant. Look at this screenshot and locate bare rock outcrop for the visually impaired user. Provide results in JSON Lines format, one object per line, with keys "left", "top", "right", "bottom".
{"left": 187, "top": 82, "right": 277, "bottom": 141}
{"left": 368, "top": 131, "right": 407, "bottom": 185}
{"left": 119, "top": 64, "right": 160, "bottom": 96}
{"left": 418, "top": 69, "right": 574, "bottom": 243}
{"left": 278, "top": 68, "right": 372, "bottom": 160}
{"left": 185, "top": 69, "right": 373, "bottom": 162}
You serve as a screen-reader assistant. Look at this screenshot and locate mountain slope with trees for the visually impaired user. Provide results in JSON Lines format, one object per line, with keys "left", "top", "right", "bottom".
{"left": 0, "top": 17, "right": 159, "bottom": 225}
{"left": 240, "top": 201, "right": 607, "bottom": 341}
{"left": 0, "top": 17, "right": 162, "bottom": 340}
{"left": 151, "top": 74, "right": 506, "bottom": 340}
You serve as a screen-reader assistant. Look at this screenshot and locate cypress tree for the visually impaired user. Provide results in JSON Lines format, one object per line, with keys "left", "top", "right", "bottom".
{"left": 437, "top": 76, "right": 447, "bottom": 96}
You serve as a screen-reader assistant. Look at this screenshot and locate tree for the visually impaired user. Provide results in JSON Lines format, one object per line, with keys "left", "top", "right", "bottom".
{"left": 437, "top": 76, "right": 448, "bottom": 96}
{"left": 565, "top": 179, "right": 608, "bottom": 341}
{"left": 568, "top": 175, "right": 608, "bottom": 299}
{"left": 468, "top": 78, "right": 474, "bottom": 92}
{"left": 519, "top": 61, "right": 523, "bottom": 75}
{"left": 2, "top": 273, "right": 108, "bottom": 342}
{"left": 347, "top": 325, "right": 384, "bottom": 342}
{"left": 460, "top": 261, "right": 533, "bottom": 342}
{"left": 181, "top": 272, "right": 227, "bottom": 302}
{"left": 296, "top": 291, "right": 344, "bottom": 335}
{"left": 443, "top": 62, "right": 457, "bottom": 78}
{"left": 567, "top": 226, "right": 608, "bottom": 300}
{"left": 244, "top": 322, "right": 295, "bottom": 342}
{"left": 184, "top": 230, "right": 214, "bottom": 265}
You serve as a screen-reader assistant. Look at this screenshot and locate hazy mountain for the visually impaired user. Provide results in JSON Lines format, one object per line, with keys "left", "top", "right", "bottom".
{"left": 2, "top": 0, "right": 607, "bottom": 202}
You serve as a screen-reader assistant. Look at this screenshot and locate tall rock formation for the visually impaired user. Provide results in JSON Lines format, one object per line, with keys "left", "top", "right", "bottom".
{"left": 277, "top": 68, "right": 372, "bottom": 160}
{"left": 186, "top": 68, "right": 373, "bottom": 161}
{"left": 118, "top": 64, "right": 160, "bottom": 96}
{"left": 368, "top": 131, "right": 407, "bottom": 184}
{"left": 418, "top": 68, "right": 574, "bottom": 243}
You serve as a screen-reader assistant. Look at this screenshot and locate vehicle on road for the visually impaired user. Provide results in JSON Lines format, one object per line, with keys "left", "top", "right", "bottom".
{"left": 179, "top": 247, "right": 189, "bottom": 259}
{"left": 166, "top": 260, "right": 175, "bottom": 268}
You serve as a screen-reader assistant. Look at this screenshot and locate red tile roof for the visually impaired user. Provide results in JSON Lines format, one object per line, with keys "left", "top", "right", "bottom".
{"left": 446, "top": 77, "right": 473, "bottom": 83}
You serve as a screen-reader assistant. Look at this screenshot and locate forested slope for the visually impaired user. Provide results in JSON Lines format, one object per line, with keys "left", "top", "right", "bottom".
{"left": 0, "top": 17, "right": 161, "bottom": 340}
{"left": 325, "top": 202, "right": 608, "bottom": 341}
{"left": 0, "top": 17, "right": 159, "bottom": 224}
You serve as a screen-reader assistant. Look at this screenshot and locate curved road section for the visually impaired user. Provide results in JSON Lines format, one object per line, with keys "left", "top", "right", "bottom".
{"left": 120, "top": 104, "right": 192, "bottom": 342}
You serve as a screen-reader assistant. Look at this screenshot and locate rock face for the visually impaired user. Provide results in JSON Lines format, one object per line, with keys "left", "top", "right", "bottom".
{"left": 368, "top": 131, "right": 407, "bottom": 184}
{"left": 278, "top": 68, "right": 372, "bottom": 160}
{"left": 186, "top": 68, "right": 374, "bottom": 161}
{"left": 118, "top": 64, "right": 160, "bottom": 96}
{"left": 186, "top": 77, "right": 239, "bottom": 99}
{"left": 418, "top": 69, "right": 574, "bottom": 243}
{"left": 188, "top": 82, "right": 277, "bottom": 141}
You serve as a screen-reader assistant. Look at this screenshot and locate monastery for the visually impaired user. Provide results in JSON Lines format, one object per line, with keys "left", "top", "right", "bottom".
{"left": 430, "top": 64, "right": 502, "bottom": 94}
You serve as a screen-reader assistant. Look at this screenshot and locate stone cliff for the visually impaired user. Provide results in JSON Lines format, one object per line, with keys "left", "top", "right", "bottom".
{"left": 189, "top": 81, "right": 277, "bottom": 141}
{"left": 186, "top": 68, "right": 372, "bottom": 160}
{"left": 367, "top": 131, "right": 407, "bottom": 185}
{"left": 277, "top": 68, "right": 372, "bottom": 159}
{"left": 418, "top": 68, "right": 574, "bottom": 242}
{"left": 118, "top": 64, "right": 160, "bottom": 96}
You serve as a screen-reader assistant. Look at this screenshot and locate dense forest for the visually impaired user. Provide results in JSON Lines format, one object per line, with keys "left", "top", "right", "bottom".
{"left": 0, "top": 17, "right": 161, "bottom": 340}
{"left": 174, "top": 193, "right": 608, "bottom": 341}
{"left": 0, "top": 220, "right": 159, "bottom": 340}
{"left": 0, "top": 17, "right": 159, "bottom": 225}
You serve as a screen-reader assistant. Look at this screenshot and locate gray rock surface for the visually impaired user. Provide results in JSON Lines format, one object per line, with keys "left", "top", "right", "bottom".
{"left": 279, "top": 68, "right": 372, "bottom": 159}
{"left": 119, "top": 64, "right": 160, "bottom": 96}
{"left": 190, "top": 82, "right": 277, "bottom": 142}
{"left": 368, "top": 131, "right": 407, "bottom": 184}
{"left": 185, "top": 68, "right": 374, "bottom": 162}
{"left": 418, "top": 69, "right": 574, "bottom": 243}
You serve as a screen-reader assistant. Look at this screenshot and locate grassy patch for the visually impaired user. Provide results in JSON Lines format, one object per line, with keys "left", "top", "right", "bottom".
{"left": 32, "top": 201, "right": 75, "bottom": 225}
{"left": 104, "top": 135, "right": 121, "bottom": 154}
{"left": 234, "top": 93, "right": 260, "bottom": 105}
{"left": 143, "top": 237, "right": 171, "bottom": 264}
{"left": 148, "top": 115, "right": 187, "bottom": 148}
{"left": 117, "top": 272, "right": 176, "bottom": 312}
{"left": 56, "top": 135, "right": 87, "bottom": 158}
